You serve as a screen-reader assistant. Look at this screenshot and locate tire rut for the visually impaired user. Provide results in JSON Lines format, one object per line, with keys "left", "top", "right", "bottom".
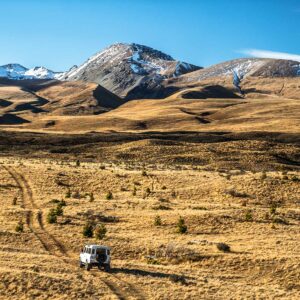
{"left": 106, "top": 273, "right": 145, "bottom": 300}
{"left": 3, "top": 165, "right": 66, "bottom": 257}
{"left": 3, "top": 164, "right": 145, "bottom": 300}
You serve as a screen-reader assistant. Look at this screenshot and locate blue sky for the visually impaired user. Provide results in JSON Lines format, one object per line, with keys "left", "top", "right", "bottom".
{"left": 0, "top": 0, "right": 299, "bottom": 71}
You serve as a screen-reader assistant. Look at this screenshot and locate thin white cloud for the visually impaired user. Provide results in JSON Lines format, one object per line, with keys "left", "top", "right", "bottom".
{"left": 240, "top": 49, "right": 300, "bottom": 62}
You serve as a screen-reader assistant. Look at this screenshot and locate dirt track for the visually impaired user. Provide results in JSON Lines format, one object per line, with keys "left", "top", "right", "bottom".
{"left": 1, "top": 164, "right": 145, "bottom": 300}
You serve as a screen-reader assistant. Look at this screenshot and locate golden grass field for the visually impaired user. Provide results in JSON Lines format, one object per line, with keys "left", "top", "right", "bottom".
{"left": 0, "top": 145, "right": 299, "bottom": 299}
{"left": 0, "top": 77, "right": 299, "bottom": 134}
{"left": 0, "top": 77, "right": 299, "bottom": 299}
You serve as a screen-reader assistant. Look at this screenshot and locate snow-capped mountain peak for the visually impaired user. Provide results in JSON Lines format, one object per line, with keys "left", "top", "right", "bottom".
{"left": 60, "top": 42, "right": 201, "bottom": 98}
{"left": 0, "top": 64, "right": 63, "bottom": 80}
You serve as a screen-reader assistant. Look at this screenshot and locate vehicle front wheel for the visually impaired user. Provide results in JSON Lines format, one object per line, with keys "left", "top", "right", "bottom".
{"left": 85, "top": 263, "right": 91, "bottom": 271}
{"left": 79, "top": 261, "right": 84, "bottom": 268}
{"left": 104, "top": 264, "right": 111, "bottom": 272}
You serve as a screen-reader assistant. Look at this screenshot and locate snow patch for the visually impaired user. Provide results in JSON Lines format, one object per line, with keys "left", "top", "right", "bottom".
{"left": 0, "top": 64, "right": 62, "bottom": 80}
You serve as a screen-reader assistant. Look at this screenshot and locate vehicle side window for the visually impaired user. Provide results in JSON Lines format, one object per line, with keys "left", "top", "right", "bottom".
{"left": 107, "top": 250, "right": 110, "bottom": 255}
{"left": 92, "top": 249, "right": 95, "bottom": 254}
{"left": 88, "top": 248, "right": 91, "bottom": 254}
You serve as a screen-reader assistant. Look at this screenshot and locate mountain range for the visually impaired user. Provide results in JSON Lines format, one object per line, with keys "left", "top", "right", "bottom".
{"left": 0, "top": 64, "right": 63, "bottom": 80}
{"left": 0, "top": 42, "right": 299, "bottom": 131}
{"left": 1, "top": 42, "right": 299, "bottom": 100}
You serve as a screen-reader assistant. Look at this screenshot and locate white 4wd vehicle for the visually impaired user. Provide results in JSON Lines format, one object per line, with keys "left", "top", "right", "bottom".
{"left": 80, "top": 245, "right": 111, "bottom": 272}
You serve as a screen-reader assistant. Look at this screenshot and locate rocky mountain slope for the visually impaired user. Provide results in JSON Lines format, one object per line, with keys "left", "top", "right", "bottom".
{"left": 149, "top": 58, "right": 300, "bottom": 99}
{"left": 0, "top": 64, "right": 63, "bottom": 80}
{"left": 1, "top": 44, "right": 299, "bottom": 102}
{"left": 177, "top": 58, "right": 300, "bottom": 83}
{"left": 60, "top": 43, "right": 201, "bottom": 99}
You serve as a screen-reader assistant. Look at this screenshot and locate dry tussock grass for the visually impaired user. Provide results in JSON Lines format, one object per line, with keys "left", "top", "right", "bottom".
{"left": 0, "top": 154, "right": 299, "bottom": 299}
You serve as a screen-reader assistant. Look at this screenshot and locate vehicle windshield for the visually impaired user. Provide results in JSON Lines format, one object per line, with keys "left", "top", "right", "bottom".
{"left": 96, "top": 248, "right": 106, "bottom": 255}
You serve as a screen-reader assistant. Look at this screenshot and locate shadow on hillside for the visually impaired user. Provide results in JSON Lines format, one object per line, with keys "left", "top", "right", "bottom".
{"left": 181, "top": 85, "right": 241, "bottom": 99}
{"left": 0, "top": 114, "right": 30, "bottom": 125}
{"left": 111, "top": 267, "right": 192, "bottom": 280}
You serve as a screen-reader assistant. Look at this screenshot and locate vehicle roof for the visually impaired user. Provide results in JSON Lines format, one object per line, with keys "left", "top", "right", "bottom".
{"left": 84, "top": 244, "right": 110, "bottom": 249}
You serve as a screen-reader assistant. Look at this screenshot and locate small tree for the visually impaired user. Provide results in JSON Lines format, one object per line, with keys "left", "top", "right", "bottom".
{"left": 245, "top": 210, "right": 253, "bottom": 222}
{"left": 94, "top": 224, "right": 107, "bottom": 240}
{"left": 66, "top": 189, "right": 71, "bottom": 198}
{"left": 15, "top": 220, "right": 24, "bottom": 233}
{"left": 132, "top": 186, "right": 137, "bottom": 196}
{"left": 60, "top": 200, "right": 67, "bottom": 206}
{"left": 177, "top": 216, "right": 187, "bottom": 234}
{"left": 270, "top": 202, "right": 277, "bottom": 215}
{"left": 83, "top": 222, "right": 94, "bottom": 238}
{"left": 47, "top": 209, "right": 57, "bottom": 224}
{"left": 106, "top": 191, "right": 113, "bottom": 200}
{"left": 154, "top": 215, "right": 162, "bottom": 226}
{"left": 12, "top": 197, "right": 17, "bottom": 205}
{"left": 55, "top": 204, "right": 64, "bottom": 216}
{"left": 261, "top": 172, "right": 267, "bottom": 180}
{"left": 89, "top": 192, "right": 95, "bottom": 202}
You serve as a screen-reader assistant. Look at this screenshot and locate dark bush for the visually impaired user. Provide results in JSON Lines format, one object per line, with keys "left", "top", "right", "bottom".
{"left": 94, "top": 224, "right": 107, "bottom": 240}
{"left": 83, "top": 222, "right": 94, "bottom": 238}
{"left": 47, "top": 209, "right": 57, "bottom": 224}
{"left": 154, "top": 216, "right": 162, "bottom": 226}
{"left": 177, "top": 216, "right": 187, "bottom": 234}
{"left": 15, "top": 221, "right": 24, "bottom": 233}
{"left": 216, "top": 242, "right": 231, "bottom": 252}
{"left": 106, "top": 191, "right": 113, "bottom": 200}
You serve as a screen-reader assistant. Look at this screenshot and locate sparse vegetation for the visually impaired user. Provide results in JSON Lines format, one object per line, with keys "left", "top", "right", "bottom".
{"left": 47, "top": 209, "right": 58, "bottom": 224}
{"left": 152, "top": 204, "right": 172, "bottom": 210}
{"left": 154, "top": 215, "right": 162, "bottom": 226}
{"left": 158, "top": 198, "right": 169, "bottom": 203}
{"left": 94, "top": 224, "right": 107, "bottom": 240}
{"left": 169, "top": 274, "right": 187, "bottom": 285}
{"left": 66, "top": 189, "right": 71, "bottom": 198}
{"left": 272, "top": 217, "right": 288, "bottom": 225}
{"left": 146, "top": 256, "right": 160, "bottom": 265}
{"left": 106, "top": 191, "right": 113, "bottom": 200}
{"left": 226, "top": 189, "right": 249, "bottom": 198}
{"left": 15, "top": 221, "right": 24, "bottom": 233}
{"left": 55, "top": 204, "right": 64, "bottom": 216}
{"left": 261, "top": 172, "right": 267, "bottom": 180}
{"left": 177, "top": 216, "right": 187, "bottom": 234}
{"left": 89, "top": 192, "right": 95, "bottom": 202}
{"left": 82, "top": 222, "right": 94, "bottom": 238}
{"left": 132, "top": 186, "right": 137, "bottom": 196}
{"left": 245, "top": 210, "right": 253, "bottom": 222}
{"left": 0, "top": 135, "right": 299, "bottom": 299}
{"left": 216, "top": 242, "right": 231, "bottom": 252}
{"left": 270, "top": 202, "right": 277, "bottom": 215}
